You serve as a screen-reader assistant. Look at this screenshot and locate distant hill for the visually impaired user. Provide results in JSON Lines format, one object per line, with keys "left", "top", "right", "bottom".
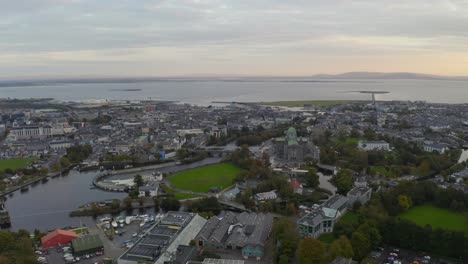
{"left": 311, "top": 72, "right": 468, "bottom": 80}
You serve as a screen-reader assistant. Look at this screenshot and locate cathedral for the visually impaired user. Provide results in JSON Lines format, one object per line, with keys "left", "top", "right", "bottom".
{"left": 274, "top": 127, "right": 319, "bottom": 162}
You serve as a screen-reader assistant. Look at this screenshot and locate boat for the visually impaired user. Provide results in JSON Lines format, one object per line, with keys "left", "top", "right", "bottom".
{"left": 119, "top": 223, "right": 124, "bottom": 228}
{"left": 125, "top": 217, "right": 132, "bottom": 225}
{"left": 111, "top": 221, "right": 118, "bottom": 228}
{"left": 20, "top": 186, "right": 29, "bottom": 192}
{"left": 116, "top": 216, "right": 125, "bottom": 225}
{"left": 100, "top": 217, "right": 111, "bottom": 223}
{"left": 41, "top": 177, "right": 49, "bottom": 183}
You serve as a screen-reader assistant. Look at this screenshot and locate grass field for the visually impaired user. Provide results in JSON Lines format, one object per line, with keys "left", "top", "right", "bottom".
{"left": 399, "top": 205, "right": 468, "bottom": 234}
{"left": 169, "top": 163, "right": 243, "bottom": 193}
{"left": 0, "top": 158, "right": 36, "bottom": 172}
{"left": 161, "top": 185, "right": 201, "bottom": 200}
{"left": 259, "top": 100, "right": 358, "bottom": 107}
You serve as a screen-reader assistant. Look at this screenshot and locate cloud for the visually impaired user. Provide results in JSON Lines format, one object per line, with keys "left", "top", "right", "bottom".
{"left": 1, "top": 0, "right": 468, "bottom": 77}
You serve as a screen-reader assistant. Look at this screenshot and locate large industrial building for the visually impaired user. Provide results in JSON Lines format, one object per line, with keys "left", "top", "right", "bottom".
{"left": 196, "top": 211, "right": 273, "bottom": 260}
{"left": 117, "top": 212, "right": 207, "bottom": 264}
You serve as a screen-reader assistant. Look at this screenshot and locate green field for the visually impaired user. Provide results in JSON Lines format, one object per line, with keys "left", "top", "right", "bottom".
{"left": 169, "top": 163, "right": 242, "bottom": 193}
{"left": 0, "top": 158, "right": 36, "bottom": 172}
{"left": 399, "top": 205, "right": 468, "bottom": 234}
{"left": 259, "top": 100, "right": 358, "bottom": 107}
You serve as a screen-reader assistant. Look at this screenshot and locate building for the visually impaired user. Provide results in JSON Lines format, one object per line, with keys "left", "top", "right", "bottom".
{"left": 423, "top": 143, "right": 448, "bottom": 154}
{"left": 346, "top": 178, "right": 372, "bottom": 207}
{"left": 9, "top": 125, "right": 65, "bottom": 141}
{"left": 117, "top": 212, "right": 207, "bottom": 264}
{"left": 358, "top": 140, "right": 391, "bottom": 151}
{"left": 274, "top": 127, "right": 319, "bottom": 162}
{"left": 290, "top": 180, "right": 303, "bottom": 195}
{"left": 139, "top": 184, "right": 159, "bottom": 197}
{"left": 72, "top": 234, "right": 104, "bottom": 257}
{"left": 298, "top": 195, "right": 348, "bottom": 238}
{"left": 196, "top": 211, "right": 274, "bottom": 260}
{"left": 49, "top": 140, "right": 73, "bottom": 150}
{"left": 254, "top": 190, "right": 277, "bottom": 201}
{"left": 41, "top": 229, "right": 79, "bottom": 249}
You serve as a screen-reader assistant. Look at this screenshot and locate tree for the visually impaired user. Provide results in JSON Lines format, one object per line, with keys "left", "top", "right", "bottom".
{"left": 60, "top": 157, "right": 71, "bottom": 168}
{"left": 351, "top": 231, "right": 371, "bottom": 261}
{"left": 134, "top": 174, "right": 144, "bottom": 187}
{"left": 274, "top": 219, "right": 299, "bottom": 263}
{"left": 334, "top": 169, "right": 354, "bottom": 195}
{"left": 398, "top": 194, "right": 412, "bottom": 211}
{"left": 153, "top": 197, "right": 160, "bottom": 212}
{"left": 176, "top": 148, "right": 189, "bottom": 160}
{"left": 327, "top": 235, "right": 354, "bottom": 262}
{"left": 161, "top": 197, "right": 181, "bottom": 211}
{"left": 307, "top": 167, "right": 320, "bottom": 188}
{"left": 189, "top": 197, "right": 222, "bottom": 215}
{"left": 297, "top": 237, "right": 325, "bottom": 264}
{"left": 124, "top": 197, "right": 133, "bottom": 209}
{"left": 110, "top": 199, "right": 121, "bottom": 210}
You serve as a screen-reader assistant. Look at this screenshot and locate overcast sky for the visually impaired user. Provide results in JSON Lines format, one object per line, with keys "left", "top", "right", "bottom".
{"left": 1, "top": 0, "right": 468, "bottom": 78}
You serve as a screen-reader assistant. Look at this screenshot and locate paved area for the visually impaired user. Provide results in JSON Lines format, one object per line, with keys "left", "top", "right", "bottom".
{"left": 36, "top": 220, "right": 149, "bottom": 264}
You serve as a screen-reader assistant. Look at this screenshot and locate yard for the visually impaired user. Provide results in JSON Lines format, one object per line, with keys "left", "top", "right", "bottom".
{"left": 0, "top": 158, "right": 36, "bottom": 172}
{"left": 399, "top": 205, "right": 468, "bottom": 234}
{"left": 168, "top": 163, "right": 243, "bottom": 193}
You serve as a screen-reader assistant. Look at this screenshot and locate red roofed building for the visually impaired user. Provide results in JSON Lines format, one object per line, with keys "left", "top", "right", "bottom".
{"left": 41, "top": 229, "right": 79, "bottom": 249}
{"left": 290, "top": 180, "right": 303, "bottom": 195}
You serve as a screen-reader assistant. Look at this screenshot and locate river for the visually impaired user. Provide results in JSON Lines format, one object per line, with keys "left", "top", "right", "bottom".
{"left": 4, "top": 158, "right": 222, "bottom": 232}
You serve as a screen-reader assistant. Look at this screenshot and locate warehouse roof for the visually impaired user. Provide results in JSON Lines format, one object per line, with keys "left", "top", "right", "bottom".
{"left": 72, "top": 235, "right": 103, "bottom": 253}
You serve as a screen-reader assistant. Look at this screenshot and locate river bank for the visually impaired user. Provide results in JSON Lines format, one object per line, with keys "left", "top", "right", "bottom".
{"left": 3, "top": 157, "right": 223, "bottom": 232}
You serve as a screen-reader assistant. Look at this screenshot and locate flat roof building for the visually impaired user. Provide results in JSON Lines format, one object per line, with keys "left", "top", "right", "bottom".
{"left": 117, "top": 212, "right": 207, "bottom": 264}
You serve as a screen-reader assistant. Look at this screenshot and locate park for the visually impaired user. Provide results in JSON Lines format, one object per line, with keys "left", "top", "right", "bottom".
{"left": 168, "top": 163, "right": 243, "bottom": 193}
{"left": 0, "top": 158, "right": 36, "bottom": 172}
{"left": 399, "top": 205, "right": 468, "bottom": 234}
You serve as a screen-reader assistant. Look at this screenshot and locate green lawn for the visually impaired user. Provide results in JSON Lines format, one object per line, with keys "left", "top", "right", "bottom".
{"left": 0, "top": 158, "right": 36, "bottom": 172}
{"left": 169, "top": 163, "right": 243, "bottom": 193}
{"left": 161, "top": 185, "right": 201, "bottom": 200}
{"left": 399, "top": 205, "right": 468, "bottom": 234}
{"left": 259, "top": 100, "right": 358, "bottom": 107}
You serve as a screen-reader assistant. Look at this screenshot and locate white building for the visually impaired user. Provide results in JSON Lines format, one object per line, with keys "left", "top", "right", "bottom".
{"left": 49, "top": 140, "right": 73, "bottom": 150}
{"left": 254, "top": 190, "right": 277, "bottom": 201}
{"left": 358, "top": 141, "right": 390, "bottom": 151}
{"left": 423, "top": 143, "right": 448, "bottom": 154}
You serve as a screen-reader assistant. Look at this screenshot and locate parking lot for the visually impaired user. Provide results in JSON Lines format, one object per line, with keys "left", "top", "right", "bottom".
{"left": 374, "top": 247, "right": 464, "bottom": 264}
{"left": 35, "top": 216, "right": 154, "bottom": 264}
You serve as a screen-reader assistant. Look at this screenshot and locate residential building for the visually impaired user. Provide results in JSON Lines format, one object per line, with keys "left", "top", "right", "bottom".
{"left": 358, "top": 140, "right": 391, "bottom": 151}
{"left": 423, "top": 143, "right": 448, "bottom": 154}
{"left": 254, "top": 190, "right": 277, "bottom": 201}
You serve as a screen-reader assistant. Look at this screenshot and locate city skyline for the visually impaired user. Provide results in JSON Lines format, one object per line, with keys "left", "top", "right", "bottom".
{"left": 2, "top": 0, "right": 468, "bottom": 78}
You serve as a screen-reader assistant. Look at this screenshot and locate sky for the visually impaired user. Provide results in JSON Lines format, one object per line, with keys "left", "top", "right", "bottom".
{"left": 1, "top": 0, "right": 468, "bottom": 79}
